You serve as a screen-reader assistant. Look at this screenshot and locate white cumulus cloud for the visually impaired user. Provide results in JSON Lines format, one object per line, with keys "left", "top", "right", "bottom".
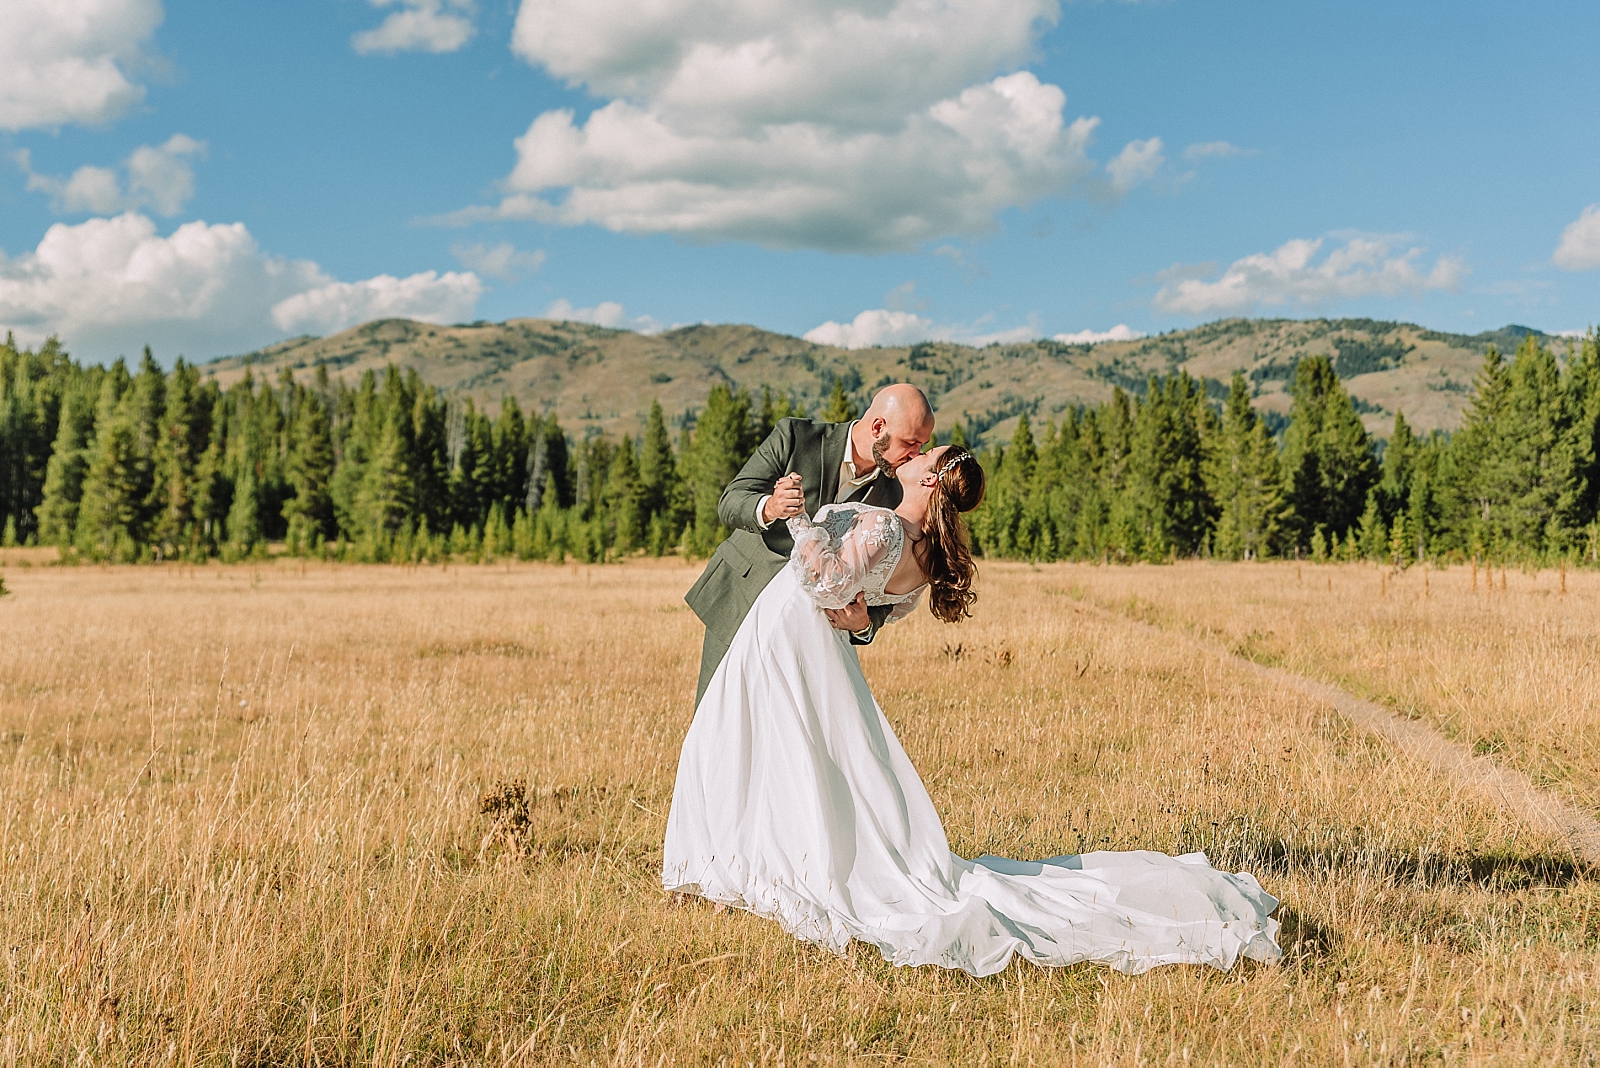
{"left": 511, "top": 0, "right": 1057, "bottom": 131}
{"left": 1053, "top": 324, "right": 1144, "bottom": 345}
{"left": 0, "top": 213, "right": 483, "bottom": 360}
{"left": 543, "top": 298, "right": 662, "bottom": 334}
{"left": 1106, "top": 138, "right": 1164, "bottom": 193}
{"left": 271, "top": 272, "right": 482, "bottom": 335}
{"left": 804, "top": 307, "right": 1039, "bottom": 349}
{"left": 1151, "top": 234, "right": 1466, "bottom": 317}
{"left": 805, "top": 309, "right": 937, "bottom": 348}
{"left": 16, "top": 135, "right": 206, "bottom": 216}
{"left": 439, "top": 0, "right": 1158, "bottom": 252}
{"left": 1553, "top": 204, "right": 1600, "bottom": 271}
{"left": 0, "top": 0, "right": 164, "bottom": 131}
{"left": 353, "top": 0, "right": 475, "bottom": 55}
{"left": 450, "top": 241, "right": 545, "bottom": 280}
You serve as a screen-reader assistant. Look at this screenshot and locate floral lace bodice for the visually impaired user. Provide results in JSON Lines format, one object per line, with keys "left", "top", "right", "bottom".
{"left": 785, "top": 503, "right": 923, "bottom": 625}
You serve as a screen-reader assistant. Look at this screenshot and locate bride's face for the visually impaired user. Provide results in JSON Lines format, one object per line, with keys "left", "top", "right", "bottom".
{"left": 897, "top": 445, "right": 948, "bottom": 490}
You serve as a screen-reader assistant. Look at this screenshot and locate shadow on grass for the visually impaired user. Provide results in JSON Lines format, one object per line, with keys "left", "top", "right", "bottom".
{"left": 1275, "top": 903, "right": 1339, "bottom": 962}
{"left": 1247, "top": 837, "right": 1589, "bottom": 891}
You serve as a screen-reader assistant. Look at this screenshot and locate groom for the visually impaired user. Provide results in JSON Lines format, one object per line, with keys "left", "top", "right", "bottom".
{"left": 685, "top": 384, "right": 936, "bottom": 704}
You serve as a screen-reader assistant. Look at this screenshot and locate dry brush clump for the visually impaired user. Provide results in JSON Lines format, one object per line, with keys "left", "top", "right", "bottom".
{"left": 0, "top": 558, "right": 1596, "bottom": 1064}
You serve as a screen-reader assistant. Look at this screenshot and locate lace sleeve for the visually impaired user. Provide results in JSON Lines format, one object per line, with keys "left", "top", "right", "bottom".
{"left": 785, "top": 505, "right": 898, "bottom": 610}
{"left": 886, "top": 590, "right": 923, "bottom": 625}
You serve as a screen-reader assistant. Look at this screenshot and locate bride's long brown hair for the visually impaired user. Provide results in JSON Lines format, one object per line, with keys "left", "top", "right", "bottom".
{"left": 914, "top": 445, "right": 986, "bottom": 623}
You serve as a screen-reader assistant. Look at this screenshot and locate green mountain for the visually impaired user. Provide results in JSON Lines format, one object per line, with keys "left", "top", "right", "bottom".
{"left": 205, "top": 316, "right": 1576, "bottom": 444}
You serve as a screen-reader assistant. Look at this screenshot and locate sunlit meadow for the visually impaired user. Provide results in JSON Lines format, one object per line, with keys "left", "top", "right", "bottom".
{"left": 1, "top": 555, "right": 1596, "bottom": 1064}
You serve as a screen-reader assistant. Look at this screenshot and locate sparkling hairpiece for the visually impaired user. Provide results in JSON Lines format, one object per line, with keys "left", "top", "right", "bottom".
{"left": 936, "top": 452, "right": 970, "bottom": 480}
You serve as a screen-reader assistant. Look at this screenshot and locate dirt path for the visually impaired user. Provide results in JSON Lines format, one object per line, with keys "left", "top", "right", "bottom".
{"left": 1091, "top": 603, "right": 1600, "bottom": 869}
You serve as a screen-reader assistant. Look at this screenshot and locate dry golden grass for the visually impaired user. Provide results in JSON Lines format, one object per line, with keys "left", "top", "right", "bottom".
{"left": 1, "top": 557, "right": 1597, "bottom": 1064}
{"left": 1060, "top": 560, "right": 1600, "bottom": 814}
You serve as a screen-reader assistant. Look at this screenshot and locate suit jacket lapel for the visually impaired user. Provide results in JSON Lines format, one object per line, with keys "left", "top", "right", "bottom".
{"left": 819, "top": 421, "right": 849, "bottom": 510}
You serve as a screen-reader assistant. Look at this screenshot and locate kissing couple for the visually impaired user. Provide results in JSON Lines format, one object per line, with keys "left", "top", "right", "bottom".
{"left": 667, "top": 385, "right": 1281, "bottom": 976}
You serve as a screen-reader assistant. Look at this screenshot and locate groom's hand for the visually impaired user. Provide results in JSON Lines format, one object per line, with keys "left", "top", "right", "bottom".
{"left": 761, "top": 472, "right": 805, "bottom": 524}
{"left": 825, "top": 593, "right": 870, "bottom": 634}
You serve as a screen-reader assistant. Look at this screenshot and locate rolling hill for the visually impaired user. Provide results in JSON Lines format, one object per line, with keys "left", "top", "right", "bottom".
{"left": 203, "top": 316, "right": 1575, "bottom": 445}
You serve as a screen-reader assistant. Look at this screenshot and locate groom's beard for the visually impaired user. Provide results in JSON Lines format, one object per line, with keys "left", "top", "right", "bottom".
{"left": 871, "top": 432, "right": 898, "bottom": 480}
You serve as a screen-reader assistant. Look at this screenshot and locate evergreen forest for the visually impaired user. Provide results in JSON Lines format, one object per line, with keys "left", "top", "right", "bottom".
{"left": 2, "top": 329, "right": 1599, "bottom": 567}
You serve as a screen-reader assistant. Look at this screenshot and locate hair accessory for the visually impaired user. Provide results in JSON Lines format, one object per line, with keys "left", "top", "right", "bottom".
{"left": 936, "top": 452, "right": 969, "bottom": 480}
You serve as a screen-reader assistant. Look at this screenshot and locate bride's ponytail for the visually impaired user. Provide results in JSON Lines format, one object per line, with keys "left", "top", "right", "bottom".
{"left": 918, "top": 446, "right": 985, "bottom": 623}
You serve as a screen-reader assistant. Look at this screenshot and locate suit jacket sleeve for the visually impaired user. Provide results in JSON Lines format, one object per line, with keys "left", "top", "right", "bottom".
{"left": 849, "top": 603, "right": 894, "bottom": 646}
{"left": 718, "top": 420, "right": 797, "bottom": 534}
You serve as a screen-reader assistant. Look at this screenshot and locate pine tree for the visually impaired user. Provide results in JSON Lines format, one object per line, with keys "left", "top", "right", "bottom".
{"left": 822, "top": 379, "right": 857, "bottom": 422}
{"left": 226, "top": 466, "right": 261, "bottom": 555}
{"left": 1281, "top": 355, "right": 1376, "bottom": 549}
{"left": 190, "top": 404, "right": 230, "bottom": 552}
{"left": 973, "top": 413, "right": 1035, "bottom": 557}
{"left": 684, "top": 386, "right": 754, "bottom": 557}
{"left": 1439, "top": 346, "right": 1511, "bottom": 553}
{"left": 283, "top": 390, "right": 335, "bottom": 548}
{"left": 1561, "top": 330, "right": 1600, "bottom": 531}
{"left": 605, "top": 436, "right": 643, "bottom": 554}
{"left": 1356, "top": 494, "right": 1386, "bottom": 561}
{"left": 1123, "top": 374, "right": 1211, "bottom": 560}
{"left": 1490, "top": 336, "right": 1574, "bottom": 553}
{"left": 148, "top": 360, "right": 206, "bottom": 558}
{"left": 36, "top": 385, "right": 96, "bottom": 547}
{"left": 74, "top": 399, "right": 146, "bottom": 562}
{"left": 638, "top": 400, "right": 680, "bottom": 548}
{"left": 357, "top": 405, "right": 417, "bottom": 545}
{"left": 1376, "top": 410, "right": 1417, "bottom": 522}
{"left": 1205, "top": 373, "right": 1283, "bottom": 559}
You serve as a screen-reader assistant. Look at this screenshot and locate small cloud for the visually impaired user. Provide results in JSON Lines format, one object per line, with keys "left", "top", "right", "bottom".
{"left": 805, "top": 310, "right": 938, "bottom": 348}
{"left": 450, "top": 241, "right": 545, "bottom": 281}
{"left": 15, "top": 135, "right": 207, "bottom": 217}
{"left": 543, "top": 298, "right": 662, "bottom": 334}
{"left": 1107, "top": 137, "right": 1164, "bottom": 193}
{"left": 1151, "top": 234, "right": 1466, "bottom": 317}
{"left": 804, "top": 308, "right": 1040, "bottom": 349}
{"left": 1052, "top": 324, "right": 1145, "bottom": 345}
{"left": 272, "top": 271, "right": 483, "bottom": 334}
{"left": 1553, "top": 204, "right": 1600, "bottom": 271}
{"left": 1182, "top": 141, "right": 1255, "bottom": 161}
{"left": 353, "top": 0, "right": 475, "bottom": 55}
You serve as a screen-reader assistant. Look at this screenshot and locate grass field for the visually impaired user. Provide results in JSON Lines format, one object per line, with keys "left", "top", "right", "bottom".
{"left": 2, "top": 556, "right": 1598, "bottom": 1064}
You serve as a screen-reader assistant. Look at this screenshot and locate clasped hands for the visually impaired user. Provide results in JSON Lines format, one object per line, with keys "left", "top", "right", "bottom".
{"left": 762, "top": 472, "right": 870, "bottom": 635}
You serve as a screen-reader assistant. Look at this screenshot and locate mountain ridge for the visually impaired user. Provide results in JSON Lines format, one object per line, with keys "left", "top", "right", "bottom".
{"left": 203, "top": 316, "right": 1578, "bottom": 444}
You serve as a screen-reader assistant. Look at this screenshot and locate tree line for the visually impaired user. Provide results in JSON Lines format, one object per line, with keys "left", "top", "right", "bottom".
{"left": 968, "top": 332, "right": 1600, "bottom": 565}
{"left": 0, "top": 335, "right": 849, "bottom": 564}
{"left": 3, "top": 330, "right": 1598, "bottom": 567}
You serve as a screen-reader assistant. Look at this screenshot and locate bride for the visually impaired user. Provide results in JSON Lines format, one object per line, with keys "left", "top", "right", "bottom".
{"left": 663, "top": 444, "right": 1282, "bottom": 977}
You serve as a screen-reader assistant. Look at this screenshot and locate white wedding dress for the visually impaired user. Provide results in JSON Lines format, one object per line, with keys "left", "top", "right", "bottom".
{"left": 663, "top": 503, "right": 1282, "bottom": 976}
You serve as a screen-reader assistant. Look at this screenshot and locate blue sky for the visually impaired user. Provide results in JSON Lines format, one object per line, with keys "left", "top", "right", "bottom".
{"left": 2, "top": 0, "right": 1597, "bottom": 364}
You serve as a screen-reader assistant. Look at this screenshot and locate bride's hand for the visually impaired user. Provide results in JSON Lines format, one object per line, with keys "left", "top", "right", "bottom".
{"left": 824, "top": 593, "right": 869, "bottom": 633}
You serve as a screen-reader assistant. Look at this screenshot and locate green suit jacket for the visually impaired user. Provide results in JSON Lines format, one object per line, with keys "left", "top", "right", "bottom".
{"left": 684, "top": 418, "right": 904, "bottom": 700}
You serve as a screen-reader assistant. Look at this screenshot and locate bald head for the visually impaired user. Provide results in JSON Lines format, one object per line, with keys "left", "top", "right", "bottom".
{"left": 850, "top": 382, "right": 935, "bottom": 478}
{"left": 868, "top": 383, "right": 935, "bottom": 438}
